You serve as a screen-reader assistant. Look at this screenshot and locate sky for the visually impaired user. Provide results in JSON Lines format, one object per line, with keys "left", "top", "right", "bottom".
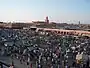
{"left": 0, "top": 0, "right": 90, "bottom": 24}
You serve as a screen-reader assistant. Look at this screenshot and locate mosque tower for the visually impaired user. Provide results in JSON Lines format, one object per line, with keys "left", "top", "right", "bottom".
{"left": 45, "top": 16, "right": 49, "bottom": 24}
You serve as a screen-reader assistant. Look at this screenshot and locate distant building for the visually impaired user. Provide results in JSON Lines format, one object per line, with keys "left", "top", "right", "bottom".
{"left": 45, "top": 16, "right": 49, "bottom": 24}
{"left": 32, "top": 16, "right": 49, "bottom": 24}
{"left": 0, "top": 22, "right": 3, "bottom": 23}
{"left": 79, "top": 21, "right": 80, "bottom": 24}
{"left": 32, "top": 21, "right": 45, "bottom": 24}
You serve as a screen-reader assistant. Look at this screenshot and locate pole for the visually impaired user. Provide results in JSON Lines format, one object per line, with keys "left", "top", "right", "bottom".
{"left": 36, "top": 61, "right": 37, "bottom": 68}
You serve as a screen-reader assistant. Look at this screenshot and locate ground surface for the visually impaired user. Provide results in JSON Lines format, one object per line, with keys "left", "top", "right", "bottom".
{"left": 0, "top": 56, "right": 36, "bottom": 68}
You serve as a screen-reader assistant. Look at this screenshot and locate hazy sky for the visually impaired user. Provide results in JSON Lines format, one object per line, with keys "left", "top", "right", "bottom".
{"left": 0, "top": 0, "right": 90, "bottom": 24}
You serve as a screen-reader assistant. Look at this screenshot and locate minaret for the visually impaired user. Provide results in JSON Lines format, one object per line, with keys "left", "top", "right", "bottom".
{"left": 79, "top": 21, "right": 80, "bottom": 25}
{"left": 45, "top": 16, "right": 49, "bottom": 24}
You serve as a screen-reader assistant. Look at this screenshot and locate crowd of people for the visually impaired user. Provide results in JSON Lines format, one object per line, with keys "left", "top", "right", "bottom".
{"left": 0, "top": 28, "right": 90, "bottom": 68}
